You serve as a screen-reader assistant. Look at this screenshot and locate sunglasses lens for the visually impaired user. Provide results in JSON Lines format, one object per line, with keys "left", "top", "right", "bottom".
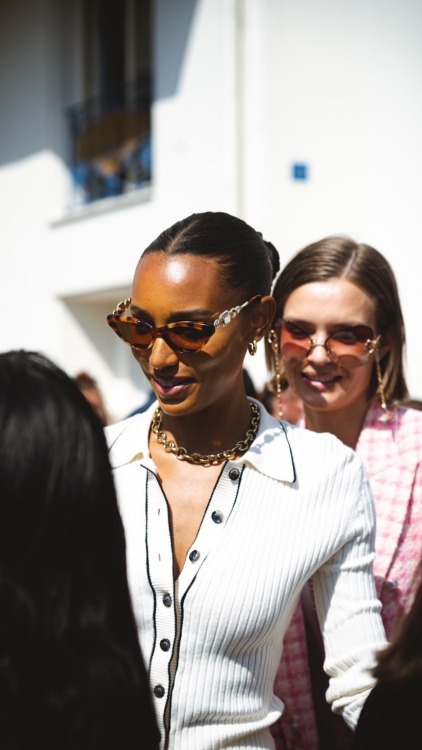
{"left": 109, "top": 318, "right": 153, "bottom": 350}
{"left": 279, "top": 321, "right": 375, "bottom": 367}
{"left": 166, "top": 322, "right": 215, "bottom": 352}
{"left": 328, "top": 326, "right": 375, "bottom": 366}
{"left": 108, "top": 316, "right": 215, "bottom": 353}
{"left": 279, "top": 322, "right": 311, "bottom": 361}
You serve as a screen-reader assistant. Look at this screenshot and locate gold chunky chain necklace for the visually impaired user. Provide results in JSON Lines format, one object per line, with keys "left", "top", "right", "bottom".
{"left": 150, "top": 401, "right": 260, "bottom": 466}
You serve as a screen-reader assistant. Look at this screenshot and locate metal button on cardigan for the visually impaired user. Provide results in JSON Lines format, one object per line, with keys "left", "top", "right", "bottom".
{"left": 385, "top": 579, "right": 398, "bottom": 590}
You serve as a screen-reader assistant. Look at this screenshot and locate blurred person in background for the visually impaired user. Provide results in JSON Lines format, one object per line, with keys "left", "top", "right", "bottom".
{"left": 74, "top": 370, "right": 110, "bottom": 426}
{"left": 266, "top": 235, "right": 422, "bottom": 750}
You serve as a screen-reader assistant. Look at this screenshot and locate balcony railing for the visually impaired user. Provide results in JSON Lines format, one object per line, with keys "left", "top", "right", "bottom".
{"left": 66, "top": 80, "right": 152, "bottom": 206}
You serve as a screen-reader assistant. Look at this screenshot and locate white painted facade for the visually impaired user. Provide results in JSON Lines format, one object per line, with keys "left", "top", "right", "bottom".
{"left": 1, "top": 0, "right": 421, "bottom": 421}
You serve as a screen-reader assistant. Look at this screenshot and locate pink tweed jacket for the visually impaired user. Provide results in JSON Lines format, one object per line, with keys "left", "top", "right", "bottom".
{"left": 271, "top": 402, "right": 422, "bottom": 750}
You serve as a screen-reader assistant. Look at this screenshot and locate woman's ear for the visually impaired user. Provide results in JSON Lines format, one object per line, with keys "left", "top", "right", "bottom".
{"left": 250, "top": 295, "right": 276, "bottom": 341}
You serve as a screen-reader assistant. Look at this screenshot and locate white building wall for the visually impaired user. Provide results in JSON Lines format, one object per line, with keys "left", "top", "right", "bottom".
{"left": 0, "top": 0, "right": 421, "bottom": 421}
{"left": 239, "top": 0, "right": 422, "bottom": 394}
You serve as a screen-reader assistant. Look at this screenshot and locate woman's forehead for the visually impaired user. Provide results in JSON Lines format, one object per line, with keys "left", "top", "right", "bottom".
{"left": 132, "top": 253, "right": 231, "bottom": 312}
{"left": 283, "top": 279, "right": 377, "bottom": 325}
{"left": 135, "top": 252, "right": 220, "bottom": 284}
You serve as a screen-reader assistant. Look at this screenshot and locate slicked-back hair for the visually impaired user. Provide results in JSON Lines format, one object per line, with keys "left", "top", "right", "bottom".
{"left": 141, "top": 211, "right": 280, "bottom": 299}
{"left": 0, "top": 350, "right": 160, "bottom": 750}
{"left": 266, "top": 235, "right": 408, "bottom": 403}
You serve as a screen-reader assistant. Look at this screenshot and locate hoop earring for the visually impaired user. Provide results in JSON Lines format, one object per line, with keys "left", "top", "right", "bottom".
{"left": 374, "top": 347, "right": 393, "bottom": 422}
{"left": 248, "top": 340, "right": 257, "bottom": 356}
{"left": 267, "top": 329, "right": 284, "bottom": 420}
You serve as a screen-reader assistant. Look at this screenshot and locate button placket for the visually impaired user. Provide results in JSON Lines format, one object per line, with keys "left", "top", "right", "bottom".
{"left": 177, "top": 462, "right": 242, "bottom": 598}
{"left": 146, "top": 471, "right": 176, "bottom": 721}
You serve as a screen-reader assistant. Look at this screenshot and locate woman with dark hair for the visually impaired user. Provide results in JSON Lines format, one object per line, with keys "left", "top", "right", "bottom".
{"left": 266, "top": 235, "right": 422, "bottom": 750}
{"left": 105, "top": 212, "right": 387, "bottom": 749}
{"left": 352, "top": 560, "right": 422, "bottom": 749}
{"left": 0, "top": 349, "right": 160, "bottom": 750}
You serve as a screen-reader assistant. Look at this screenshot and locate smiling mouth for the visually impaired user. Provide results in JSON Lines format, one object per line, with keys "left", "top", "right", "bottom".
{"left": 302, "top": 372, "right": 342, "bottom": 386}
{"left": 152, "top": 376, "right": 194, "bottom": 396}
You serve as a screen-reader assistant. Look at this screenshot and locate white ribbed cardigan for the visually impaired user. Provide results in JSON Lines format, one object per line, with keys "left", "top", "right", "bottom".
{"left": 106, "top": 400, "right": 386, "bottom": 750}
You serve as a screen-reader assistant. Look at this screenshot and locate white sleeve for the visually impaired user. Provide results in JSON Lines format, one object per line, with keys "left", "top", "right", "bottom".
{"left": 312, "top": 451, "right": 387, "bottom": 728}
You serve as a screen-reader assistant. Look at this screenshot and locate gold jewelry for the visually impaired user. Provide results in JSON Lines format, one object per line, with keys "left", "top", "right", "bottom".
{"left": 267, "top": 329, "right": 284, "bottom": 419}
{"left": 248, "top": 340, "right": 257, "bottom": 356}
{"left": 151, "top": 401, "right": 260, "bottom": 466}
{"left": 374, "top": 347, "right": 393, "bottom": 422}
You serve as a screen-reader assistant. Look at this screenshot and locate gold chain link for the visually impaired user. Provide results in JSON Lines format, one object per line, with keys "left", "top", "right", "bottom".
{"left": 150, "top": 402, "right": 260, "bottom": 466}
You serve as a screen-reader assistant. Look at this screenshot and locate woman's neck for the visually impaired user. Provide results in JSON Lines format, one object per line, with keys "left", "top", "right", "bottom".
{"left": 303, "top": 400, "right": 371, "bottom": 450}
{"left": 154, "top": 396, "right": 255, "bottom": 458}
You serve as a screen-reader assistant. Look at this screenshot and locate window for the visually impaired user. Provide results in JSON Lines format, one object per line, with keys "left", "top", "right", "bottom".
{"left": 66, "top": 0, "right": 152, "bottom": 206}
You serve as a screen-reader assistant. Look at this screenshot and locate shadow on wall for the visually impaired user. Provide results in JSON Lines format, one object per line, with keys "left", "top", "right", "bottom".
{"left": 0, "top": 0, "right": 199, "bottom": 166}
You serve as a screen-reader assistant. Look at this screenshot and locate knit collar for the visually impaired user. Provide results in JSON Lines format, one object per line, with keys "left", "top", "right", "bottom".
{"left": 106, "top": 398, "right": 296, "bottom": 484}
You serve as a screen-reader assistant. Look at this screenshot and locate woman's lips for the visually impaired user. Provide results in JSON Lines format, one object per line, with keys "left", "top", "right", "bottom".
{"left": 301, "top": 372, "right": 341, "bottom": 391}
{"left": 152, "top": 376, "right": 194, "bottom": 397}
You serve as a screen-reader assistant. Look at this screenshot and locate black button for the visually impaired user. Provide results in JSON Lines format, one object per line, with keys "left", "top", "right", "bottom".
{"left": 154, "top": 684, "right": 165, "bottom": 698}
{"left": 163, "top": 593, "right": 172, "bottom": 607}
{"left": 160, "top": 638, "right": 171, "bottom": 651}
{"left": 229, "top": 468, "right": 240, "bottom": 480}
{"left": 211, "top": 510, "right": 224, "bottom": 524}
{"left": 189, "top": 549, "right": 200, "bottom": 562}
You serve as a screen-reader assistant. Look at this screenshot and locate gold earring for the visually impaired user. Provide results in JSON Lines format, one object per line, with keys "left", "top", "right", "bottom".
{"left": 248, "top": 340, "right": 257, "bottom": 356}
{"left": 267, "top": 329, "right": 284, "bottom": 420}
{"left": 374, "top": 347, "right": 393, "bottom": 422}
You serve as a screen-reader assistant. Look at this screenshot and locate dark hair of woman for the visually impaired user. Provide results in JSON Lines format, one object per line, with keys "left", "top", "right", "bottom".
{"left": 0, "top": 350, "right": 160, "bottom": 750}
{"left": 268, "top": 234, "right": 408, "bottom": 402}
{"left": 143, "top": 211, "right": 280, "bottom": 296}
{"left": 372, "top": 561, "right": 422, "bottom": 683}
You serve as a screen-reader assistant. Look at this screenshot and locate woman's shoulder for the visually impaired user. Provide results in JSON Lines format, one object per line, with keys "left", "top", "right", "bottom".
{"left": 364, "top": 402, "right": 422, "bottom": 447}
{"left": 397, "top": 402, "right": 422, "bottom": 426}
{"left": 393, "top": 403, "right": 422, "bottom": 452}
{"left": 285, "top": 417, "right": 358, "bottom": 456}
{"left": 252, "top": 402, "right": 364, "bottom": 487}
{"left": 276, "top": 418, "right": 367, "bottom": 488}
{"left": 105, "top": 414, "right": 141, "bottom": 443}
{"left": 366, "top": 401, "right": 422, "bottom": 427}
{"left": 104, "top": 410, "right": 153, "bottom": 468}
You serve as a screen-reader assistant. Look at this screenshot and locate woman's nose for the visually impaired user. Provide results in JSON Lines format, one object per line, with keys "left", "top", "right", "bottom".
{"left": 147, "top": 335, "right": 179, "bottom": 368}
{"left": 307, "top": 340, "right": 333, "bottom": 364}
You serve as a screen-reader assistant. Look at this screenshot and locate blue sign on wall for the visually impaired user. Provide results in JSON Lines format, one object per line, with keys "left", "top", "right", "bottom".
{"left": 292, "top": 163, "right": 309, "bottom": 180}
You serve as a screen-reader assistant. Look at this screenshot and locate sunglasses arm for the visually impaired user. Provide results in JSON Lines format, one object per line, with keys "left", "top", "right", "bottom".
{"left": 367, "top": 335, "right": 381, "bottom": 355}
{"left": 111, "top": 298, "right": 132, "bottom": 316}
{"left": 214, "top": 297, "right": 259, "bottom": 330}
